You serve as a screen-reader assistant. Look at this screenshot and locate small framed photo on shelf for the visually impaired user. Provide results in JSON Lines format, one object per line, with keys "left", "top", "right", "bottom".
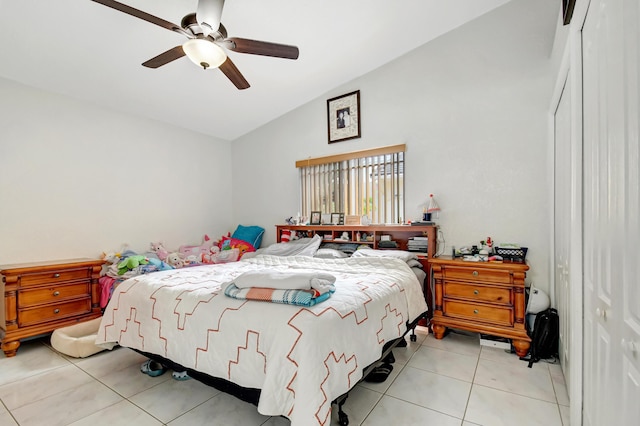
{"left": 327, "top": 90, "right": 361, "bottom": 143}
{"left": 310, "top": 211, "right": 322, "bottom": 225}
{"left": 330, "top": 212, "right": 345, "bottom": 225}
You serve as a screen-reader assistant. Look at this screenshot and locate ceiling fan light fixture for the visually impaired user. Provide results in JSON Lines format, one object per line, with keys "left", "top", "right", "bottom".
{"left": 183, "top": 38, "right": 226, "bottom": 69}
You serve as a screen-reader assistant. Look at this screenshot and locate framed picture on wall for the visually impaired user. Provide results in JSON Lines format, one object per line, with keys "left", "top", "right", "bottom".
{"left": 310, "top": 211, "right": 322, "bottom": 225}
{"left": 327, "top": 90, "right": 361, "bottom": 143}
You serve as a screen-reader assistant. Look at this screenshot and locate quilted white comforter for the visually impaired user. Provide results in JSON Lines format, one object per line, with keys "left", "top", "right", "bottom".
{"left": 96, "top": 255, "right": 427, "bottom": 425}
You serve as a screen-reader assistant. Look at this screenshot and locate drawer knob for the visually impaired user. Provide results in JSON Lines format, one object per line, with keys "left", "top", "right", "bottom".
{"left": 53, "top": 291, "right": 60, "bottom": 296}
{"left": 53, "top": 273, "right": 61, "bottom": 278}
{"left": 53, "top": 309, "right": 60, "bottom": 314}
{"left": 473, "top": 309, "right": 479, "bottom": 314}
{"left": 472, "top": 271, "right": 479, "bottom": 276}
{"left": 473, "top": 290, "right": 479, "bottom": 295}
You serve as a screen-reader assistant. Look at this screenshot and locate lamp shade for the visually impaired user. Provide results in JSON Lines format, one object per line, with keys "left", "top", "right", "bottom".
{"left": 183, "top": 39, "right": 227, "bottom": 69}
{"left": 427, "top": 194, "right": 440, "bottom": 213}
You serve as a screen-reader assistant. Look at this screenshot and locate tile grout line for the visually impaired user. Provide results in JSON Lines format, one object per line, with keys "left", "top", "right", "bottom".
{"left": 460, "top": 346, "right": 482, "bottom": 423}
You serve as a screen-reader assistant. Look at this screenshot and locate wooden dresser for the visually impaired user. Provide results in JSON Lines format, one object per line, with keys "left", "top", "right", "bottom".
{"left": 1, "top": 258, "right": 103, "bottom": 357}
{"left": 429, "top": 256, "right": 531, "bottom": 357}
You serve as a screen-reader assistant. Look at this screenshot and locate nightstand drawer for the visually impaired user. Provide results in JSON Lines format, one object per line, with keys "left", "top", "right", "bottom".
{"left": 443, "top": 267, "right": 511, "bottom": 284}
{"left": 443, "top": 300, "right": 513, "bottom": 326}
{"left": 19, "top": 298, "right": 92, "bottom": 327}
{"left": 18, "top": 283, "right": 91, "bottom": 308}
{"left": 19, "top": 269, "right": 91, "bottom": 286}
{"left": 444, "top": 282, "right": 511, "bottom": 305}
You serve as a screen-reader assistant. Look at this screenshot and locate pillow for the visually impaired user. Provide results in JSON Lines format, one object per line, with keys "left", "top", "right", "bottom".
{"left": 260, "top": 235, "right": 322, "bottom": 257}
{"left": 407, "top": 259, "right": 423, "bottom": 268}
{"left": 218, "top": 236, "right": 256, "bottom": 258}
{"left": 232, "top": 225, "right": 265, "bottom": 248}
{"left": 314, "top": 248, "right": 349, "bottom": 259}
{"left": 337, "top": 243, "right": 360, "bottom": 255}
{"left": 351, "top": 249, "right": 418, "bottom": 263}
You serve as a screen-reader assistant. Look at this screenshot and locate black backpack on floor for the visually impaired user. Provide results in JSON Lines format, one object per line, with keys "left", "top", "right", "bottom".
{"left": 524, "top": 307, "right": 559, "bottom": 368}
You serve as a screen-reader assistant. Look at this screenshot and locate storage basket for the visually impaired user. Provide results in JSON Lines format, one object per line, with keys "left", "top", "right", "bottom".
{"left": 495, "top": 246, "right": 528, "bottom": 262}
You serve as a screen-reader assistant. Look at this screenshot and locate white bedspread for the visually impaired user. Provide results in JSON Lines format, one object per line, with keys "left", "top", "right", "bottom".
{"left": 96, "top": 255, "right": 427, "bottom": 425}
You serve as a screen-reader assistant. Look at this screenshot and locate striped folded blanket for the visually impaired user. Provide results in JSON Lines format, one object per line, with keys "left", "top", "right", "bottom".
{"left": 223, "top": 283, "right": 335, "bottom": 307}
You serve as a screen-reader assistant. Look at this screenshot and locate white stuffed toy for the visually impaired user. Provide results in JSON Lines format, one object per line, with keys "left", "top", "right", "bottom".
{"left": 166, "top": 252, "right": 185, "bottom": 268}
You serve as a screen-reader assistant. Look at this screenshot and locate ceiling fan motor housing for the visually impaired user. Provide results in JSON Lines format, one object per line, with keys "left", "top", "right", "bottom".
{"left": 181, "top": 13, "right": 227, "bottom": 41}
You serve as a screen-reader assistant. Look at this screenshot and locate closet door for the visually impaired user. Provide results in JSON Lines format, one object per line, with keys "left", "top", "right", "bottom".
{"left": 582, "top": 0, "right": 640, "bottom": 424}
{"left": 553, "top": 74, "right": 571, "bottom": 390}
{"left": 618, "top": 0, "right": 640, "bottom": 422}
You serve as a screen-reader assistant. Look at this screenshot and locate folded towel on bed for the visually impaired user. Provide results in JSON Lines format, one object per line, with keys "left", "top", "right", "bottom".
{"left": 233, "top": 270, "right": 336, "bottom": 293}
{"left": 223, "top": 283, "right": 335, "bottom": 307}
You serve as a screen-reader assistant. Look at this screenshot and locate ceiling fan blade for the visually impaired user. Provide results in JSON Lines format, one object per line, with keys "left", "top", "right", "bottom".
{"left": 90, "top": 0, "right": 189, "bottom": 37}
{"left": 226, "top": 38, "right": 299, "bottom": 60}
{"left": 197, "top": 0, "right": 225, "bottom": 36}
{"left": 219, "top": 57, "right": 250, "bottom": 90}
{"left": 142, "top": 46, "right": 186, "bottom": 68}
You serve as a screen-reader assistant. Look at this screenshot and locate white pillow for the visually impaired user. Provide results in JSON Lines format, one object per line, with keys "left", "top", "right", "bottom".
{"left": 314, "top": 248, "right": 349, "bottom": 259}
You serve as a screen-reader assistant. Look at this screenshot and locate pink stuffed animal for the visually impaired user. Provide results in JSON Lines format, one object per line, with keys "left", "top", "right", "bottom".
{"left": 150, "top": 242, "right": 169, "bottom": 261}
{"left": 178, "top": 235, "right": 215, "bottom": 258}
{"left": 201, "top": 246, "right": 221, "bottom": 264}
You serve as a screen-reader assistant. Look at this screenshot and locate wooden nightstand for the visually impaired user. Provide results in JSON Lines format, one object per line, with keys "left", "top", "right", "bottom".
{"left": 428, "top": 256, "right": 531, "bottom": 357}
{"left": 1, "top": 258, "right": 103, "bottom": 357}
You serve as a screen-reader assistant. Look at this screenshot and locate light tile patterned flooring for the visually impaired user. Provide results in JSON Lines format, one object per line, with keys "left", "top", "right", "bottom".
{"left": 0, "top": 328, "right": 570, "bottom": 425}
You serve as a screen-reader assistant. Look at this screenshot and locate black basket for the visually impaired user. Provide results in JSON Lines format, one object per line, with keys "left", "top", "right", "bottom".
{"left": 495, "top": 246, "right": 528, "bottom": 262}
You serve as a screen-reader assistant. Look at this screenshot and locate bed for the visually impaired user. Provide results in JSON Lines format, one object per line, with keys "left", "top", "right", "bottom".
{"left": 96, "top": 252, "right": 428, "bottom": 425}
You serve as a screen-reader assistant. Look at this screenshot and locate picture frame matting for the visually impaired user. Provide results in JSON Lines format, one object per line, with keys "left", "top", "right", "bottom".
{"left": 327, "top": 90, "right": 361, "bottom": 143}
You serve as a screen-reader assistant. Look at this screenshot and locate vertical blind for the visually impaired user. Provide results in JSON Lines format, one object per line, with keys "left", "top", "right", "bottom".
{"left": 296, "top": 144, "right": 405, "bottom": 224}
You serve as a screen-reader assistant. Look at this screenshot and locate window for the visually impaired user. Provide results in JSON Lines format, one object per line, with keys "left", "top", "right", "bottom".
{"left": 297, "top": 144, "right": 405, "bottom": 224}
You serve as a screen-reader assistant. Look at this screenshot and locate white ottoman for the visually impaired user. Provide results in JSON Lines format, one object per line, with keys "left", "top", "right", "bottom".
{"left": 51, "top": 317, "right": 108, "bottom": 358}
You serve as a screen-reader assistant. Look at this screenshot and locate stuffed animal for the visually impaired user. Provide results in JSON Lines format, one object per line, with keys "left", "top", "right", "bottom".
{"left": 166, "top": 252, "right": 185, "bottom": 269}
{"left": 147, "top": 258, "right": 173, "bottom": 271}
{"left": 102, "top": 251, "right": 122, "bottom": 265}
{"left": 150, "top": 242, "right": 169, "bottom": 261}
{"left": 201, "top": 245, "right": 221, "bottom": 264}
{"left": 218, "top": 236, "right": 255, "bottom": 258}
{"left": 117, "top": 255, "right": 149, "bottom": 275}
{"left": 183, "top": 254, "right": 200, "bottom": 266}
{"left": 179, "top": 235, "right": 215, "bottom": 258}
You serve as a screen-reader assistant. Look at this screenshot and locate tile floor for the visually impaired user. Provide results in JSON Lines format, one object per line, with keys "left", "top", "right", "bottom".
{"left": 0, "top": 328, "right": 570, "bottom": 426}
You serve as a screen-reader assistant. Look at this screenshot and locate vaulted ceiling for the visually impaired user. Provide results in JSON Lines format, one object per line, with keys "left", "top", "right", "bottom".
{"left": 0, "top": 0, "right": 514, "bottom": 140}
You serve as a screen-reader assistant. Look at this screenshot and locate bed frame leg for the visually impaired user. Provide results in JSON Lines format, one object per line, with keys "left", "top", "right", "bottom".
{"left": 337, "top": 395, "right": 349, "bottom": 426}
{"left": 410, "top": 327, "right": 417, "bottom": 342}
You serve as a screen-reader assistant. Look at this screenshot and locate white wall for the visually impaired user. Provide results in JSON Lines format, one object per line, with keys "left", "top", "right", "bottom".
{"left": 0, "top": 78, "right": 233, "bottom": 264}
{"left": 232, "top": 0, "right": 557, "bottom": 290}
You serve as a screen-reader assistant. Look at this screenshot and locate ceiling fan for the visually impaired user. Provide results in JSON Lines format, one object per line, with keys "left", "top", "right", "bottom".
{"left": 90, "top": 0, "right": 299, "bottom": 89}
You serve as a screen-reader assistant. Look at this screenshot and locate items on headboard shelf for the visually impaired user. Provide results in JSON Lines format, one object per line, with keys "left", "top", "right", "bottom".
{"left": 275, "top": 224, "right": 437, "bottom": 254}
